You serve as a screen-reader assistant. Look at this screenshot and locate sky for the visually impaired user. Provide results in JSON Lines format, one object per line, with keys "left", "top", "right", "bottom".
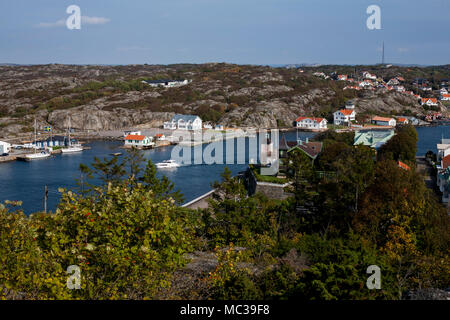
{"left": 0, "top": 0, "right": 449, "bottom": 66}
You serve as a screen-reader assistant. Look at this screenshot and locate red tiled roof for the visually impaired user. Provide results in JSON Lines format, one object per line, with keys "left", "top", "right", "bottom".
{"left": 398, "top": 161, "right": 410, "bottom": 171}
{"left": 422, "top": 98, "right": 438, "bottom": 103}
{"left": 296, "top": 117, "right": 325, "bottom": 123}
{"left": 442, "top": 94, "right": 450, "bottom": 98}
{"left": 337, "top": 109, "right": 354, "bottom": 116}
{"left": 155, "top": 134, "right": 164, "bottom": 137}
{"left": 442, "top": 155, "right": 450, "bottom": 169}
{"left": 397, "top": 117, "right": 407, "bottom": 123}
{"left": 372, "top": 116, "right": 394, "bottom": 122}
{"left": 125, "top": 135, "right": 146, "bottom": 141}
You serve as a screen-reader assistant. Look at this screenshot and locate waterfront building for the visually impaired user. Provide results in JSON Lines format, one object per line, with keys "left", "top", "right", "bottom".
{"left": 333, "top": 109, "right": 356, "bottom": 125}
{"left": 124, "top": 134, "right": 154, "bottom": 148}
{"left": 371, "top": 116, "right": 397, "bottom": 127}
{"left": 295, "top": 117, "right": 328, "bottom": 130}
{"left": 437, "top": 138, "right": 450, "bottom": 162}
{"left": 353, "top": 130, "right": 395, "bottom": 149}
{"left": 0, "top": 141, "right": 11, "bottom": 154}
{"left": 34, "top": 135, "right": 70, "bottom": 149}
{"left": 163, "top": 114, "right": 202, "bottom": 131}
{"left": 396, "top": 117, "right": 409, "bottom": 125}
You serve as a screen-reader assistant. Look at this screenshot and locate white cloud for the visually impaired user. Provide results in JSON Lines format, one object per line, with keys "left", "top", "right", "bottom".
{"left": 36, "top": 16, "right": 110, "bottom": 28}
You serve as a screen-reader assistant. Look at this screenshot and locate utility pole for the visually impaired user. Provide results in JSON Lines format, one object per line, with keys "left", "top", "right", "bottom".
{"left": 382, "top": 41, "right": 385, "bottom": 65}
{"left": 44, "top": 186, "right": 48, "bottom": 213}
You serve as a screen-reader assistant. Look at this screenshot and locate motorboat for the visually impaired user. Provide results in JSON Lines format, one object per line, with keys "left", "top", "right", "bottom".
{"left": 155, "top": 160, "right": 180, "bottom": 169}
{"left": 61, "top": 145, "right": 83, "bottom": 153}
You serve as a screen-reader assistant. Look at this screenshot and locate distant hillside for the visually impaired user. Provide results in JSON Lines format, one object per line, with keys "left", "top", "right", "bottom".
{"left": 0, "top": 63, "right": 449, "bottom": 138}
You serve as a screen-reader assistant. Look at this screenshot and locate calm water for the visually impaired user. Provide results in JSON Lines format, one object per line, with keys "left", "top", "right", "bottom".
{"left": 1, "top": 126, "right": 446, "bottom": 214}
{"left": 0, "top": 131, "right": 314, "bottom": 214}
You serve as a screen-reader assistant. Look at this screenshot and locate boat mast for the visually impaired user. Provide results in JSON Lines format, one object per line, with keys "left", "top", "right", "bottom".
{"left": 34, "top": 118, "right": 37, "bottom": 154}
{"left": 67, "top": 117, "right": 71, "bottom": 147}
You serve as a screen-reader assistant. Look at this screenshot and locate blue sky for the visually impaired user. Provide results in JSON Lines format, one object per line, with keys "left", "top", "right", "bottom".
{"left": 0, "top": 0, "right": 449, "bottom": 65}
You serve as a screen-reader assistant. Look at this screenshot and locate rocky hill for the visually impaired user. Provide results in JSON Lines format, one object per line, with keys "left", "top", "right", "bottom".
{"left": 0, "top": 63, "right": 448, "bottom": 139}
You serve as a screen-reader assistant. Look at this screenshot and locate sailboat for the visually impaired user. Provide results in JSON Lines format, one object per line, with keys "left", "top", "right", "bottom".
{"left": 25, "top": 119, "right": 51, "bottom": 161}
{"left": 61, "top": 117, "right": 83, "bottom": 154}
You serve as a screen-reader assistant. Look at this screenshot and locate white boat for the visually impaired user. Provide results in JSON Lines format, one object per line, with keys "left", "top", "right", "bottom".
{"left": 155, "top": 160, "right": 180, "bottom": 169}
{"left": 61, "top": 145, "right": 83, "bottom": 153}
{"left": 61, "top": 117, "right": 83, "bottom": 154}
{"left": 25, "top": 151, "right": 51, "bottom": 161}
{"left": 25, "top": 119, "right": 51, "bottom": 161}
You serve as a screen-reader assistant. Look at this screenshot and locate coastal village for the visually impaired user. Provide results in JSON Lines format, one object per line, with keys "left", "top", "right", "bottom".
{"left": 1, "top": 67, "right": 450, "bottom": 207}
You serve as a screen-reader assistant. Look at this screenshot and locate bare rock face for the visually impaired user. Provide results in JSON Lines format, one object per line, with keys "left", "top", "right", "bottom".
{"left": 48, "top": 107, "right": 174, "bottom": 131}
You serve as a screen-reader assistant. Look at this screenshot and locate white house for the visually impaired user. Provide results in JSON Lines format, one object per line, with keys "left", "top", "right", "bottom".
{"left": 215, "top": 124, "right": 225, "bottom": 131}
{"left": 295, "top": 117, "right": 328, "bottom": 130}
{"left": 371, "top": 116, "right": 397, "bottom": 127}
{"left": 141, "top": 79, "right": 191, "bottom": 88}
{"left": 333, "top": 109, "right": 356, "bottom": 125}
{"left": 163, "top": 114, "right": 203, "bottom": 131}
{"left": 363, "top": 71, "right": 377, "bottom": 80}
{"left": 421, "top": 98, "right": 439, "bottom": 106}
{"left": 440, "top": 94, "right": 450, "bottom": 101}
{"left": 124, "top": 134, "right": 154, "bottom": 148}
{"left": 0, "top": 141, "right": 11, "bottom": 154}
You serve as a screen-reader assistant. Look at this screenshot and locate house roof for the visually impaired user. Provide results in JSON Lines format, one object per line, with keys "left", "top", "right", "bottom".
{"left": 372, "top": 116, "right": 395, "bottom": 122}
{"left": 397, "top": 117, "right": 408, "bottom": 122}
{"left": 171, "top": 114, "right": 201, "bottom": 122}
{"left": 279, "top": 136, "right": 323, "bottom": 159}
{"left": 336, "top": 109, "right": 354, "bottom": 116}
{"left": 442, "top": 155, "right": 450, "bottom": 169}
{"left": 289, "top": 142, "right": 323, "bottom": 159}
{"left": 442, "top": 94, "right": 450, "bottom": 98}
{"left": 296, "top": 116, "right": 326, "bottom": 123}
{"left": 125, "top": 135, "right": 146, "bottom": 141}
{"left": 398, "top": 161, "right": 411, "bottom": 171}
{"left": 422, "top": 98, "right": 438, "bottom": 103}
{"left": 155, "top": 134, "right": 164, "bottom": 137}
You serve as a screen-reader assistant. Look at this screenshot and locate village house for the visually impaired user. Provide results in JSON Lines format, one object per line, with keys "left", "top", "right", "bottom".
{"left": 163, "top": 114, "right": 203, "bottom": 131}
{"left": 354, "top": 130, "right": 395, "bottom": 149}
{"left": 387, "top": 78, "right": 400, "bottom": 86}
{"left": 337, "top": 74, "right": 348, "bottom": 81}
{"left": 295, "top": 117, "right": 328, "bottom": 130}
{"left": 362, "top": 71, "right": 377, "bottom": 80}
{"left": 421, "top": 98, "right": 439, "bottom": 106}
{"left": 141, "top": 79, "right": 191, "bottom": 88}
{"left": 155, "top": 134, "right": 166, "bottom": 141}
{"left": 437, "top": 138, "right": 450, "bottom": 162}
{"left": 333, "top": 109, "right": 356, "bottom": 125}
{"left": 124, "top": 134, "right": 154, "bottom": 149}
{"left": 396, "top": 117, "right": 409, "bottom": 125}
{"left": 371, "top": 116, "right": 397, "bottom": 127}
{"left": 440, "top": 93, "right": 450, "bottom": 101}
{"left": 278, "top": 135, "right": 323, "bottom": 176}
{"left": 0, "top": 141, "right": 11, "bottom": 154}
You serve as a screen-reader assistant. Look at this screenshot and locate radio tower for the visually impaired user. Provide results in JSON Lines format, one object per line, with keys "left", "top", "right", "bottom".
{"left": 381, "top": 41, "right": 385, "bottom": 65}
